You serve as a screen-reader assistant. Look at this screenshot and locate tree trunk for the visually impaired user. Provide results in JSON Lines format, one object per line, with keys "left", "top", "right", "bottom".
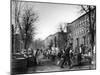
{"left": 88, "top": 6, "right": 95, "bottom": 63}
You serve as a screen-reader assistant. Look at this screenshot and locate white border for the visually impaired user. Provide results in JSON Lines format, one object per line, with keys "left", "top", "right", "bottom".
{"left": 0, "top": 0, "right": 100, "bottom": 75}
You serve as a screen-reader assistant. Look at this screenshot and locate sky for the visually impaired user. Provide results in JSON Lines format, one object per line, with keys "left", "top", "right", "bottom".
{"left": 32, "top": 2, "right": 82, "bottom": 40}
{"left": 12, "top": 1, "right": 83, "bottom": 40}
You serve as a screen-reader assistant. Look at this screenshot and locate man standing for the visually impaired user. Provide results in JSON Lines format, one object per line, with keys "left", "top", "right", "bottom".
{"left": 60, "top": 43, "right": 72, "bottom": 68}
{"left": 77, "top": 45, "right": 82, "bottom": 66}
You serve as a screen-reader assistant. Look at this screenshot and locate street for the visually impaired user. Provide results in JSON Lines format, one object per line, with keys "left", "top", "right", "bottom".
{"left": 12, "top": 52, "right": 96, "bottom": 74}
{"left": 26, "top": 58, "right": 96, "bottom": 74}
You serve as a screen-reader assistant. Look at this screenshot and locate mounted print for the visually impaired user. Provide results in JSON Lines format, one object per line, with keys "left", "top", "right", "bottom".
{"left": 11, "top": 0, "right": 96, "bottom": 74}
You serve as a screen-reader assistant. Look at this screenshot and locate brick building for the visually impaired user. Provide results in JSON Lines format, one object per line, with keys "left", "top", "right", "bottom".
{"left": 67, "top": 8, "right": 96, "bottom": 53}
{"left": 44, "top": 31, "right": 68, "bottom": 50}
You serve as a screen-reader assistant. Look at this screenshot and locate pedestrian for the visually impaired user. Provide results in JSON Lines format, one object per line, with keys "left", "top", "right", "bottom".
{"left": 34, "top": 49, "right": 40, "bottom": 65}
{"left": 60, "top": 43, "right": 72, "bottom": 68}
{"left": 69, "top": 48, "right": 74, "bottom": 68}
{"left": 58, "top": 50, "right": 62, "bottom": 58}
{"left": 77, "top": 46, "right": 82, "bottom": 66}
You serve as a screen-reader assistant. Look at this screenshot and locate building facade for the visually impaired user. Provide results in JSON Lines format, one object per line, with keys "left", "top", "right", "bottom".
{"left": 67, "top": 8, "right": 96, "bottom": 53}
{"left": 44, "top": 31, "right": 68, "bottom": 50}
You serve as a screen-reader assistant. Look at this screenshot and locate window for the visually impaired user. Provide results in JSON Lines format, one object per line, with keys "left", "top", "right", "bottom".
{"left": 91, "top": 16, "right": 94, "bottom": 22}
{"left": 80, "top": 21, "right": 81, "bottom": 25}
{"left": 86, "top": 29, "right": 89, "bottom": 33}
{"left": 84, "top": 21, "right": 86, "bottom": 26}
{"left": 83, "top": 21, "right": 85, "bottom": 26}
{"left": 79, "top": 22, "right": 81, "bottom": 27}
{"left": 86, "top": 21, "right": 89, "bottom": 27}
{"left": 76, "top": 24, "right": 77, "bottom": 28}
{"left": 86, "top": 17, "right": 89, "bottom": 22}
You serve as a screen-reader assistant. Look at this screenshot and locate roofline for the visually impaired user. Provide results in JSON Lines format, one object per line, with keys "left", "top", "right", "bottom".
{"left": 69, "top": 7, "right": 96, "bottom": 24}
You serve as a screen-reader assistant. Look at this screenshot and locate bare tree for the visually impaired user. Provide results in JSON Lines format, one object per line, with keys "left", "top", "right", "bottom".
{"left": 12, "top": 0, "right": 24, "bottom": 53}
{"left": 21, "top": 5, "right": 38, "bottom": 51}
{"left": 58, "top": 23, "right": 64, "bottom": 32}
{"left": 12, "top": 0, "right": 23, "bottom": 33}
{"left": 57, "top": 23, "right": 68, "bottom": 50}
{"left": 11, "top": 24, "right": 14, "bottom": 54}
{"left": 33, "top": 39, "right": 44, "bottom": 50}
{"left": 12, "top": 0, "right": 38, "bottom": 53}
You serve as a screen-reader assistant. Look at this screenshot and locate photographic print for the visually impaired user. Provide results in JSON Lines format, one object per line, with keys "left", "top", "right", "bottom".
{"left": 11, "top": 0, "right": 96, "bottom": 74}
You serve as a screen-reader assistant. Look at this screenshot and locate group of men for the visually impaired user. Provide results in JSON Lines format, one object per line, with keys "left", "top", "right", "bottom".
{"left": 20, "top": 43, "right": 92, "bottom": 68}
{"left": 60, "top": 43, "right": 73, "bottom": 68}
{"left": 60, "top": 43, "right": 86, "bottom": 68}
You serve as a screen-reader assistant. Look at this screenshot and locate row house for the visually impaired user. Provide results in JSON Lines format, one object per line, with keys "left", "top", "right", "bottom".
{"left": 44, "top": 31, "right": 68, "bottom": 50}
{"left": 67, "top": 8, "right": 96, "bottom": 53}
